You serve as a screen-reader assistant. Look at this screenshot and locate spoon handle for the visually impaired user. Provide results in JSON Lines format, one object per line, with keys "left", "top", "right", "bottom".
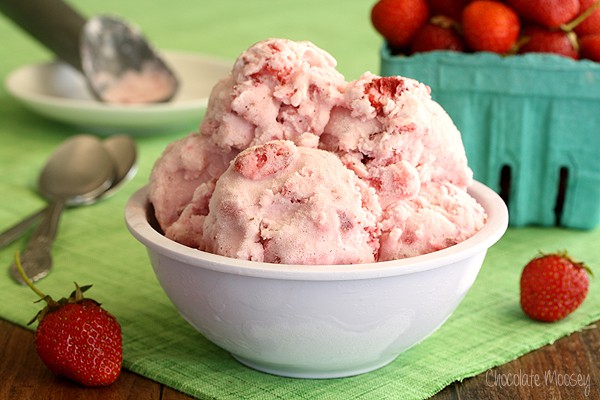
{"left": 0, "top": 207, "right": 47, "bottom": 249}
{"left": 10, "top": 200, "right": 64, "bottom": 284}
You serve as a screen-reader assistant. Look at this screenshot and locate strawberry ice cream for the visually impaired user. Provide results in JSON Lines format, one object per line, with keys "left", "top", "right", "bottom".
{"left": 200, "top": 38, "right": 346, "bottom": 150}
{"left": 320, "top": 72, "right": 473, "bottom": 207}
{"left": 378, "top": 181, "right": 486, "bottom": 260}
{"left": 149, "top": 133, "right": 236, "bottom": 248}
{"left": 319, "top": 72, "right": 483, "bottom": 261}
{"left": 148, "top": 38, "right": 486, "bottom": 264}
{"left": 99, "top": 62, "right": 178, "bottom": 104}
{"left": 202, "top": 140, "right": 380, "bottom": 264}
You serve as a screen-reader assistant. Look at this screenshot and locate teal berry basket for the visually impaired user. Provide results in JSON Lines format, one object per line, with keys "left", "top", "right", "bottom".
{"left": 380, "top": 47, "right": 600, "bottom": 230}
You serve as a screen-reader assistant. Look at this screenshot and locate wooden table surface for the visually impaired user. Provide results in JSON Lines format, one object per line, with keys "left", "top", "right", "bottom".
{"left": 1, "top": 318, "right": 597, "bottom": 399}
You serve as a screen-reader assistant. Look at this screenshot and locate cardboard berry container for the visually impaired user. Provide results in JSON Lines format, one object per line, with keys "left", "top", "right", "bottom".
{"left": 380, "top": 46, "right": 600, "bottom": 230}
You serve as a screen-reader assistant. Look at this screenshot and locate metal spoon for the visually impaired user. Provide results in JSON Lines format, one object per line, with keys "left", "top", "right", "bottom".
{"left": 0, "top": 0, "right": 178, "bottom": 104}
{"left": 0, "top": 135, "right": 137, "bottom": 249}
{"left": 9, "top": 135, "right": 115, "bottom": 284}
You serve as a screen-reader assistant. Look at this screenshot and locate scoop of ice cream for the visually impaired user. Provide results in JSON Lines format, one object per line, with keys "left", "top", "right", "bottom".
{"left": 319, "top": 72, "right": 484, "bottom": 259}
{"left": 200, "top": 38, "right": 346, "bottom": 151}
{"left": 149, "top": 133, "right": 237, "bottom": 247}
{"left": 149, "top": 39, "right": 487, "bottom": 264}
{"left": 378, "top": 181, "right": 487, "bottom": 261}
{"left": 202, "top": 140, "right": 381, "bottom": 264}
{"left": 320, "top": 72, "right": 473, "bottom": 208}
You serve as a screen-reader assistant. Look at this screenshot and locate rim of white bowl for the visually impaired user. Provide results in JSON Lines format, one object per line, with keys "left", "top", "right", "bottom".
{"left": 125, "top": 181, "right": 508, "bottom": 280}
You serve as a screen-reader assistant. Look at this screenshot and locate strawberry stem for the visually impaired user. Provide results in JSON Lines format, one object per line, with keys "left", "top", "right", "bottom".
{"left": 14, "top": 251, "right": 47, "bottom": 299}
{"left": 561, "top": 0, "right": 600, "bottom": 32}
{"left": 582, "top": 263, "right": 594, "bottom": 278}
{"left": 430, "top": 15, "right": 462, "bottom": 34}
{"left": 14, "top": 251, "right": 59, "bottom": 310}
{"left": 509, "top": 35, "right": 532, "bottom": 55}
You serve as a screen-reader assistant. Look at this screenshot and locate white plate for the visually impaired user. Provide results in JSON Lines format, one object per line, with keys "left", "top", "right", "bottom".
{"left": 4, "top": 51, "right": 233, "bottom": 135}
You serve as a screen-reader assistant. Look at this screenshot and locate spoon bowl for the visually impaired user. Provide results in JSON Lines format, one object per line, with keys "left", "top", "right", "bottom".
{"left": 100, "top": 135, "right": 138, "bottom": 199}
{"left": 38, "top": 135, "right": 114, "bottom": 205}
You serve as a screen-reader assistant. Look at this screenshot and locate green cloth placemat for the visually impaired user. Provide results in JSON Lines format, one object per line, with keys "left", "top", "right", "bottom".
{"left": 1, "top": 1, "right": 600, "bottom": 399}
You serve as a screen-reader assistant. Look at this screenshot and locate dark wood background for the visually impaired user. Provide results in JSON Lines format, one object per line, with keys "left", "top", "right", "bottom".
{"left": 1, "top": 318, "right": 597, "bottom": 399}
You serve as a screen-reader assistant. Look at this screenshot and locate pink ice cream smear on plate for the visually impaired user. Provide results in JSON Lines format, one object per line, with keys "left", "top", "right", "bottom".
{"left": 98, "top": 62, "right": 177, "bottom": 104}
{"left": 148, "top": 38, "right": 487, "bottom": 265}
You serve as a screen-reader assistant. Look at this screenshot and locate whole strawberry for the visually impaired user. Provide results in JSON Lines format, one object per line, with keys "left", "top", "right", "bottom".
{"left": 520, "top": 252, "right": 592, "bottom": 322}
{"left": 518, "top": 25, "right": 580, "bottom": 60}
{"left": 371, "top": 0, "right": 430, "bottom": 52}
{"left": 410, "top": 21, "right": 465, "bottom": 54}
{"left": 15, "top": 253, "right": 122, "bottom": 386}
{"left": 462, "top": 1, "right": 521, "bottom": 54}
{"left": 505, "top": 0, "right": 580, "bottom": 28}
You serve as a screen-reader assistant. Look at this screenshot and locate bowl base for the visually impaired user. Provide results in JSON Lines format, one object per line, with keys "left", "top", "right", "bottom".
{"left": 230, "top": 353, "right": 399, "bottom": 379}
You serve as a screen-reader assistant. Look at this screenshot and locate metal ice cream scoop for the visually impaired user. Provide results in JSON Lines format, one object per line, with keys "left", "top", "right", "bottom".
{"left": 0, "top": 0, "right": 178, "bottom": 104}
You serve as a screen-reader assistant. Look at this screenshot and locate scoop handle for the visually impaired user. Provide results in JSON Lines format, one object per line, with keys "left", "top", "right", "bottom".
{"left": 0, "top": 0, "right": 85, "bottom": 70}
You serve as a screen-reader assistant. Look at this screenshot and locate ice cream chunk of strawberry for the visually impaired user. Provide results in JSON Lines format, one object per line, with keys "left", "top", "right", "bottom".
{"left": 234, "top": 140, "right": 295, "bottom": 180}
{"left": 202, "top": 140, "right": 381, "bottom": 264}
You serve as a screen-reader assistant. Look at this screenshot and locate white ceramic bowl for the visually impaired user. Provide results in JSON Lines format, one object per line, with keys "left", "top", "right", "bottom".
{"left": 125, "top": 181, "right": 508, "bottom": 378}
{"left": 4, "top": 51, "right": 232, "bottom": 135}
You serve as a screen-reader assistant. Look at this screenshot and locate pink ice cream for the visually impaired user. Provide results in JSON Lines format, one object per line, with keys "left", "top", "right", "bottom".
{"left": 378, "top": 181, "right": 486, "bottom": 260}
{"left": 319, "top": 72, "right": 484, "bottom": 261}
{"left": 149, "top": 133, "right": 236, "bottom": 248}
{"left": 200, "top": 38, "right": 346, "bottom": 150}
{"left": 202, "top": 140, "right": 381, "bottom": 264}
{"left": 148, "top": 38, "right": 487, "bottom": 264}
{"left": 99, "top": 62, "right": 178, "bottom": 104}
{"left": 320, "top": 72, "right": 473, "bottom": 207}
